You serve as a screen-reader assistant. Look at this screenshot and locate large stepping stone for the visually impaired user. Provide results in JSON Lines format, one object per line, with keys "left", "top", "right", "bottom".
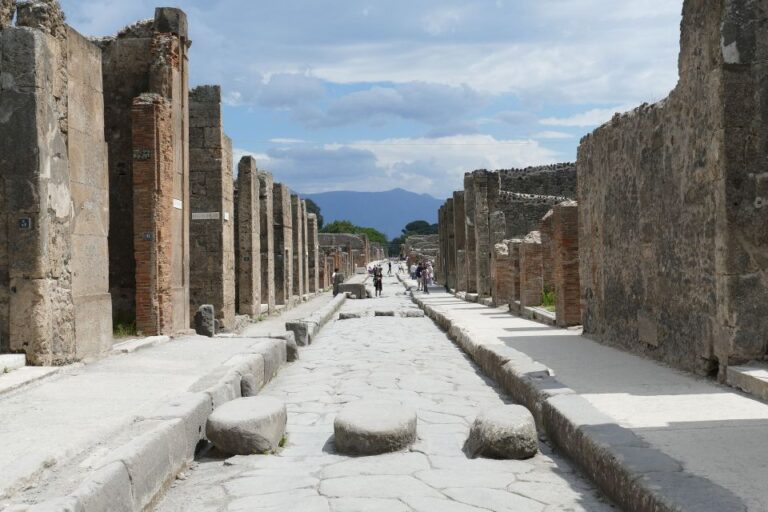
{"left": 206, "top": 397, "right": 287, "bottom": 455}
{"left": 465, "top": 406, "right": 538, "bottom": 460}
{"left": 334, "top": 400, "right": 417, "bottom": 455}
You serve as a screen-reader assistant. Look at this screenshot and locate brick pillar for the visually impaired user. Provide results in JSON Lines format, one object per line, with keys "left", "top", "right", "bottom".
{"left": 307, "top": 213, "right": 320, "bottom": 293}
{"left": 188, "top": 85, "right": 235, "bottom": 329}
{"left": 273, "top": 184, "right": 293, "bottom": 306}
{"left": 291, "top": 195, "right": 304, "bottom": 299}
{"left": 553, "top": 202, "right": 581, "bottom": 327}
{"left": 491, "top": 243, "right": 514, "bottom": 306}
{"left": 519, "top": 231, "right": 543, "bottom": 308}
{"left": 302, "top": 200, "right": 310, "bottom": 295}
{"left": 540, "top": 209, "right": 555, "bottom": 293}
{"left": 257, "top": 172, "right": 275, "bottom": 313}
{"left": 508, "top": 239, "right": 523, "bottom": 303}
{"left": 236, "top": 157, "right": 261, "bottom": 316}
{"left": 132, "top": 94, "right": 175, "bottom": 336}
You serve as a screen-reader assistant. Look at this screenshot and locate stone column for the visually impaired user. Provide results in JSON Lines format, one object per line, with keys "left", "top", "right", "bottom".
{"left": 519, "top": 232, "right": 543, "bottom": 308}
{"left": 453, "top": 191, "right": 467, "bottom": 291}
{"left": 291, "top": 195, "right": 304, "bottom": 299}
{"left": 132, "top": 94, "right": 175, "bottom": 336}
{"left": 257, "top": 172, "right": 275, "bottom": 313}
{"left": 302, "top": 200, "right": 310, "bottom": 295}
{"left": 540, "top": 209, "right": 555, "bottom": 294}
{"left": 189, "top": 85, "right": 235, "bottom": 329}
{"left": 236, "top": 157, "right": 261, "bottom": 317}
{"left": 273, "top": 184, "right": 293, "bottom": 306}
{"left": 473, "top": 170, "right": 500, "bottom": 299}
{"left": 307, "top": 214, "right": 320, "bottom": 293}
{"left": 507, "top": 239, "right": 523, "bottom": 304}
{"left": 464, "top": 174, "right": 478, "bottom": 293}
{"left": 446, "top": 198, "right": 457, "bottom": 290}
{"left": 491, "top": 243, "right": 513, "bottom": 306}
{"left": 553, "top": 202, "right": 580, "bottom": 327}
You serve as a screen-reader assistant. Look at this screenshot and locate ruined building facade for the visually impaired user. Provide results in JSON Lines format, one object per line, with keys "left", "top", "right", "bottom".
{"left": 0, "top": 3, "right": 341, "bottom": 366}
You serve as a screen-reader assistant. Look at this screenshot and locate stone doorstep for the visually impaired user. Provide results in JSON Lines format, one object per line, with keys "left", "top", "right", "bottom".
{"left": 112, "top": 336, "right": 171, "bottom": 354}
{"left": 0, "top": 354, "right": 26, "bottom": 373}
{"left": 727, "top": 362, "right": 768, "bottom": 402}
{"left": 0, "top": 366, "right": 61, "bottom": 398}
{"left": 410, "top": 294, "right": 746, "bottom": 512}
{"left": 14, "top": 341, "right": 290, "bottom": 511}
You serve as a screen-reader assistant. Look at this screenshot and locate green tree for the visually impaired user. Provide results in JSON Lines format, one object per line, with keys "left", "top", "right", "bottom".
{"left": 304, "top": 198, "right": 324, "bottom": 229}
{"left": 321, "top": 220, "right": 388, "bottom": 246}
{"left": 402, "top": 220, "right": 438, "bottom": 235}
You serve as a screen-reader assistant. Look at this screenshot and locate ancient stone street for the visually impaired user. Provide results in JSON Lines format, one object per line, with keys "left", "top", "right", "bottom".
{"left": 155, "top": 275, "right": 614, "bottom": 512}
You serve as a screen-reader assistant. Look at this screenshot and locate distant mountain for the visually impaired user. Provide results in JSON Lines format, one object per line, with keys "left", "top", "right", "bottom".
{"left": 302, "top": 188, "right": 445, "bottom": 240}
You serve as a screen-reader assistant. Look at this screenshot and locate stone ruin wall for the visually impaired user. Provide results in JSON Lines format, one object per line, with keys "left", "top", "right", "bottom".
{"left": 98, "top": 8, "right": 190, "bottom": 335}
{"left": 0, "top": 4, "right": 113, "bottom": 363}
{"left": 189, "top": 85, "right": 235, "bottom": 329}
{"left": 235, "top": 157, "right": 261, "bottom": 317}
{"left": 578, "top": 0, "right": 768, "bottom": 376}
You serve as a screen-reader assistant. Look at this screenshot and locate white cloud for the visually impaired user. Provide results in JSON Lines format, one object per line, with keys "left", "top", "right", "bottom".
{"left": 269, "top": 138, "right": 308, "bottom": 144}
{"left": 531, "top": 131, "right": 573, "bottom": 139}
{"left": 235, "top": 135, "right": 558, "bottom": 196}
{"left": 232, "top": 148, "right": 271, "bottom": 174}
{"left": 539, "top": 104, "right": 638, "bottom": 127}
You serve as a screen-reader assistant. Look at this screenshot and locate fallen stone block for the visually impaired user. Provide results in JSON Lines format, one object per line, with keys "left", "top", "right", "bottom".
{"left": 399, "top": 310, "right": 425, "bottom": 318}
{"left": 338, "top": 312, "right": 362, "bottom": 320}
{"left": 194, "top": 305, "right": 215, "bottom": 337}
{"left": 334, "top": 400, "right": 417, "bottom": 455}
{"left": 465, "top": 406, "right": 538, "bottom": 460}
{"left": 284, "top": 332, "right": 299, "bottom": 362}
{"left": 338, "top": 283, "right": 367, "bottom": 299}
{"left": 206, "top": 397, "right": 287, "bottom": 455}
{"left": 374, "top": 310, "right": 395, "bottom": 317}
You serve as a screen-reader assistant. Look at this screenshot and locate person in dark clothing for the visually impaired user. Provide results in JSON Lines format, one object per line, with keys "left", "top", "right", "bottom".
{"left": 415, "top": 263, "right": 424, "bottom": 291}
{"left": 373, "top": 266, "right": 383, "bottom": 297}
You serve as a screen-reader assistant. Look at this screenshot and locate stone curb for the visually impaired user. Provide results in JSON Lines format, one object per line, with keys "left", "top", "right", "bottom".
{"left": 285, "top": 292, "right": 348, "bottom": 346}
{"left": 22, "top": 341, "right": 289, "bottom": 512}
{"left": 409, "top": 290, "right": 747, "bottom": 512}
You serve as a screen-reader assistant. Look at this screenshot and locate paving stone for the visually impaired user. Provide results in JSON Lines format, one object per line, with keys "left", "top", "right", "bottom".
{"left": 415, "top": 469, "right": 517, "bottom": 489}
{"left": 444, "top": 487, "right": 546, "bottom": 512}
{"left": 223, "top": 475, "right": 319, "bottom": 497}
{"left": 206, "top": 397, "right": 287, "bottom": 455}
{"left": 320, "top": 452, "right": 430, "bottom": 478}
{"left": 333, "top": 400, "right": 417, "bottom": 455}
{"left": 404, "top": 496, "right": 491, "bottom": 512}
{"left": 319, "top": 475, "right": 443, "bottom": 499}
{"left": 338, "top": 312, "right": 362, "bottom": 320}
{"left": 466, "top": 406, "right": 539, "bottom": 460}
{"left": 329, "top": 498, "right": 410, "bottom": 512}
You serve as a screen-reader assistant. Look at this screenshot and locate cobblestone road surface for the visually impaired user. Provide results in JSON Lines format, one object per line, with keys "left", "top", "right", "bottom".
{"left": 155, "top": 275, "right": 615, "bottom": 512}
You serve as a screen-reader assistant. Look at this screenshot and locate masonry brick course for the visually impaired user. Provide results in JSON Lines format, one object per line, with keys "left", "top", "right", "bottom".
{"left": 552, "top": 202, "right": 580, "bottom": 327}
{"left": 519, "top": 232, "right": 543, "bottom": 309}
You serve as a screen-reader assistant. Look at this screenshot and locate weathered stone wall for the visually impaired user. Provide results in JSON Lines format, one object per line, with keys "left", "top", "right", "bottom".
{"left": 273, "top": 183, "right": 293, "bottom": 306}
{"left": 491, "top": 243, "right": 513, "bottom": 306}
{"left": 552, "top": 202, "right": 580, "bottom": 327}
{"left": 99, "top": 8, "right": 190, "bottom": 333}
{"left": 189, "top": 85, "right": 235, "bottom": 329}
{"left": 578, "top": 0, "right": 768, "bottom": 375}
{"left": 471, "top": 170, "right": 500, "bottom": 298}
{"left": 257, "top": 171, "right": 275, "bottom": 313}
{"left": 519, "top": 232, "right": 542, "bottom": 308}
{"left": 508, "top": 239, "right": 522, "bottom": 303}
{"left": 0, "top": 13, "right": 112, "bottom": 363}
{"left": 463, "top": 174, "right": 478, "bottom": 293}
{"left": 499, "top": 164, "right": 577, "bottom": 197}
{"left": 307, "top": 214, "right": 320, "bottom": 293}
{"left": 539, "top": 210, "right": 554, "bottom": 293}
{"left": 236, "top": 157, "right": 261, "bottom": 317}
{"left": 290, "top": 195, "right": 304, "bottom": 298}
{"left": 453, "top": 191, "right": 467, "bottom": 291}
{"left": 302, "top": 201, "right": 309, "bottom": 294}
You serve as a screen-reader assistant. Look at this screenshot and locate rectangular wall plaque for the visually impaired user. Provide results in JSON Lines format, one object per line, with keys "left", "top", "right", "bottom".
{"left": 191, "top": 212, "right": 220, "bottom": 220}
{"left": 173, "top": 199, "right": 183, "bottom": 210}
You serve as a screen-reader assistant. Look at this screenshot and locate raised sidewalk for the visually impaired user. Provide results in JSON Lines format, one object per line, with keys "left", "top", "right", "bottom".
{"left": 412, "top": 287, "right": 768, "bottom": 512}
{"left": 0, "top": 293, "right": 334, "bottom": 510}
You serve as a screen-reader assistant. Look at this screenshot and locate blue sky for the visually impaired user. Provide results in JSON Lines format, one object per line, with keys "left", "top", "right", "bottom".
{"left": 61, "top": 0, "right": 683, "bottom": 199}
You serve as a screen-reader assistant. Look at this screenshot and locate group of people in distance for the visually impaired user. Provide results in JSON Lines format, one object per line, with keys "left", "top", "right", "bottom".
{"left": 408, "top": 260, "right": 433, "bottom": 295}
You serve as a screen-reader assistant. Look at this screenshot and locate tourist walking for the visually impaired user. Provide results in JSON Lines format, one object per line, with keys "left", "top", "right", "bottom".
{"left": 387, "top": 261, "right": 392, "bottom": 276}
{"left": 374, "top": 266, "right": 383, "bottom": 297}
{"left": 422, "top": 264, "right": 430, "bottom": 294}
{"left": 332, "top": 268, "right": 345, "bottom": 296}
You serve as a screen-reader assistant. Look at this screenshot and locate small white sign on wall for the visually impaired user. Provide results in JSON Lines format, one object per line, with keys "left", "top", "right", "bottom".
{"left": 192, "top": 212, "right": 221, "bottom": 220}
{"left": 173, "top": 199, "right": 183, "bottom": 210}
